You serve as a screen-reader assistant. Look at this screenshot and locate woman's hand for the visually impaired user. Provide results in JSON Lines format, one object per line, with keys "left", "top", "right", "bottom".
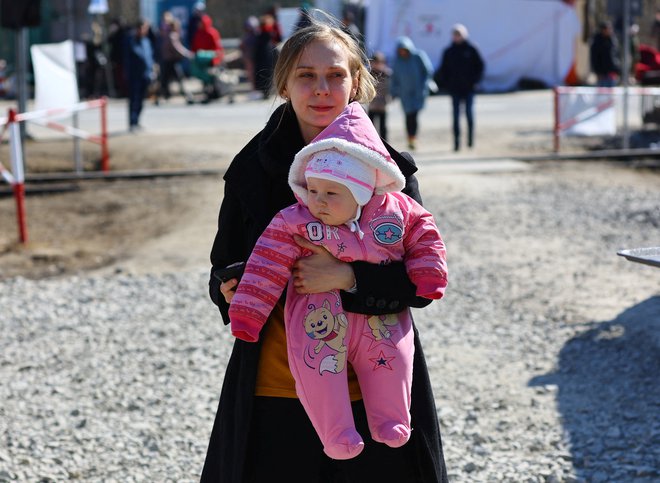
{"left": 220, "top": 278, "right": 239, "bottom": 303}
{"left": 292, "top": 235, "right": 356, "bottom": 294}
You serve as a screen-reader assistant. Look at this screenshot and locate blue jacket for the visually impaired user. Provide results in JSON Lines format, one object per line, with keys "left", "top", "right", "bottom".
{"left": 124, "top": 33, "right": 154, "bottom": 83}
{"left": 390, "top": 36, "right": 434, "bottom": 114}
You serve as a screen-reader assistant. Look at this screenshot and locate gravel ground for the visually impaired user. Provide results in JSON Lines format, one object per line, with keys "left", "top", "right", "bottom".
{"left": 1, "top": 160, "right": 659, "bottom": 482}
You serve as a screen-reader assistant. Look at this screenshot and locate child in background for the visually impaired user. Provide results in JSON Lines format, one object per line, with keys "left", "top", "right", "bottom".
{"left": 228, "top": 102, "right": 448, "bottom": 460}
{"left": 0, "top": 59, "right": 9, "bottom": 98}
{"left": 368, "top": 51, "right": 392, "bottom": 141}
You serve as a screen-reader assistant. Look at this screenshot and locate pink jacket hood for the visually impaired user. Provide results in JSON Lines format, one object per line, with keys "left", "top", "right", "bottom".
{"left": 288, "top": 102, "right": 405, "bottom": 206}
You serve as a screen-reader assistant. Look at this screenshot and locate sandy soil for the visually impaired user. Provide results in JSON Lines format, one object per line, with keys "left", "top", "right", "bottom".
{"left": 0, "top": 132, "right": 228, "bottom": 279}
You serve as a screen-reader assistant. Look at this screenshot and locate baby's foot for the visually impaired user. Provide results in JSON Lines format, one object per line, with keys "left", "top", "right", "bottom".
{"left": 323, "top": 428, "right": 364, "bottom": 460}
{"left": 376, "top": 421, "right": 411, "bottom": 448}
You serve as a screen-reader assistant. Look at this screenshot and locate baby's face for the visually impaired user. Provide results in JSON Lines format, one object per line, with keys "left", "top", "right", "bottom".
{"left": 306, "top": 177, "right": 358, "bottom": 226}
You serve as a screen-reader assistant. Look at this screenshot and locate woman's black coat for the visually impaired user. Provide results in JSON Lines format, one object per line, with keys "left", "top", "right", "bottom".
{"left": 201, "top": 102, "right": 448, "bottom": 483}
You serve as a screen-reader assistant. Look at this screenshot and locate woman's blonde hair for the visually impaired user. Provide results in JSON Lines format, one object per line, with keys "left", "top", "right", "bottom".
{"left": 272, "top": 14, "right": 376, "bottom": 104}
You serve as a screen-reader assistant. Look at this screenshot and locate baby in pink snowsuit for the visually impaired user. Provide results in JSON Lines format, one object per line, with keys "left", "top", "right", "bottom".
{"left": 228, "top": 102, "right": 447, "bottom": 460}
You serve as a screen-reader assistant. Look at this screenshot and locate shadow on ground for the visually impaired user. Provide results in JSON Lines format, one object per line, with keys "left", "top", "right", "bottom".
{"left": 529, "top": 296, "right": 660, "bottom": 482}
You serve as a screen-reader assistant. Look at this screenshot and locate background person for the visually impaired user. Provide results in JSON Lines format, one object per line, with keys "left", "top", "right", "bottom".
{"left": 159, "top": 12, "right": 194, "bottom": 104}
{"left": 368, "top": 51, "right": 392, "bottom": 141}
{"left": 108, "top": 17, "right": 128, "bottom": 97}
{"left": 201, "top": 17, "right": 449, "bottom": 483}
{"left": 293, "top": 1, "right": 314, "bottom": 32}
{"left": 191, "top": 13, "right": 224, "bottom": 66}
{"left": 83, "top": 21, "right": 107, "bottom": 99}
{"left": 590, "top": 20, "right": 621, "bottom": 87}
{"left": 239, "top": 15, "right": 260, "bottom": 92}
{"left": 124, "top": 18, "right": 155, "bottom": 132}
{"left": 434, "top": 23, "right": 484, "bottom": 152}
{"left": 187, "top": 1, "right": 206, "bottom": 48}
{"left": 191, "top": 13, "right": 225, "bottom": 102}
{"left": 390, "top": 36, "right": 434, "bottom": 150}
{"left": 253, "top": 13, "right": 279, "bottom": 99}
{"left": 652, "top": 9, "right": 660, "bottom": 52}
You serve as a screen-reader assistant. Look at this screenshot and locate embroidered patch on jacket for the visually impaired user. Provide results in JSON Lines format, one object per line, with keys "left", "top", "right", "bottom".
{"left": 370, "top": 213, "right": 405, "bottom": 245}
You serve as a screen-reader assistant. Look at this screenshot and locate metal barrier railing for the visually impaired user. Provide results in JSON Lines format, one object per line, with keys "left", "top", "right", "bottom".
{"left": 553, "top": 86, "right": 660, "bottom": 153}
{"left": 0, "top": 98, "right": 110, "bottom": 244}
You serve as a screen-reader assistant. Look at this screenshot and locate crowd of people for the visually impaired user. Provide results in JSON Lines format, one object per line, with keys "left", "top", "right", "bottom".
{"left": 366, "top": 24, "right": 484, "bottom": 152}
{"left": 72, "top": 3, "right": 658, "bottom": 144}
{"left": 104, "top": 5, "right": 488, "bottom": 147}
{"left": 588, "top": 15, "right": 648, "bottom": 89}
{"left": 78, "top": 2, "right": 228, "bottom": 130}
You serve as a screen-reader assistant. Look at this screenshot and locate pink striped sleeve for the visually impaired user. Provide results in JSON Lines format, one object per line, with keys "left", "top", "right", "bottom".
{"left": 229, "top": 212, "right": 301, "bottom": 341}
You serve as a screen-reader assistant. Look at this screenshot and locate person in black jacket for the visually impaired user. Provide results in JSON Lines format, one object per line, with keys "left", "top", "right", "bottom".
{"left": 124, "top": 18, "right": 155, "bottom": 132}
{"left": 589, "top": 20, "right": 620, "bottom": 87}
{"left": 201, "top": 16, "right": 449, "bottom": 483}
{"left": 435, "top": 23, "right": 484, "bottom": 151}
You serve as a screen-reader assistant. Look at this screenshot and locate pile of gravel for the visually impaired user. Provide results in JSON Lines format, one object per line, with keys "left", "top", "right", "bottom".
{"left": 0, "top": 272, "right": 227, "bottom": 482}
{"left": 1, "top": 161, "right": 658, "bottom": 482}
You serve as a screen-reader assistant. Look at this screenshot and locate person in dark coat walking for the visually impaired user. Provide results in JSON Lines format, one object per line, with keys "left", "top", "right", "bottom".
{"left": 124, "top": 18, "right": 154, "bottom": 132}
{"left": 108, "top": 17, "right": 128, "bottom": 98}
{"left": 589, "top": 20, "right": 620, "bottom": 87}
{"left": 435, "top": 23, "right": 484, "bottom": 151}
{"left": 201, "top": 18, "right": 449, "bottom": 483}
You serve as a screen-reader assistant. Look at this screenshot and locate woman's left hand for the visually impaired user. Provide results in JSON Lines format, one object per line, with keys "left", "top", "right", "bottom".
{"left": 292, "top": 235, "right": 356, "bottom": 294}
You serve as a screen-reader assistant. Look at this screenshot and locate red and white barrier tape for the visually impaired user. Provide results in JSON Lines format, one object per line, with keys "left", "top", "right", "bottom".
{"left": 0, "top": 109, "right": 17, "bottom": 185}
{"left": 31, "top": 119, "right": 103, "bottom": 144}
{"left": 0, "top": 98, "right": 106, "bottom": 126}
{"left": 557, "top": 99, "right": 615, "bottom": 131}
{"left": 555, "top": 86, "right": 660, "bottom": 96}
{"left": 0, "top": 164, "right": 14, "bottom": 184}
{"left": 0, "top": 97, "right": 109, "bottom": 173}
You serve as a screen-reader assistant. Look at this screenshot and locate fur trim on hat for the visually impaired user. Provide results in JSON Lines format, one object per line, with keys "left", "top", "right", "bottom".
{"left": 288, "top": 102, "right": 405, "bottom": 206}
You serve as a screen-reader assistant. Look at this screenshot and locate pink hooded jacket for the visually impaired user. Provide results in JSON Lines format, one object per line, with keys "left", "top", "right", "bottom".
{"left": 229, "top": 102, "right": 447, "bottom": 342}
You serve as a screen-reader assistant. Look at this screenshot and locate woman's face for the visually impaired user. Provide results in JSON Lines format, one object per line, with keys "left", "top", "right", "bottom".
{"left": 284, "top": 39, "right": 358, "bottom": 143}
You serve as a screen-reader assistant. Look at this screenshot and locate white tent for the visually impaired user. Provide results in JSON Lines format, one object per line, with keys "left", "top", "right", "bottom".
{"left": 365, "top": 0, "right": 580, "bottom": 92}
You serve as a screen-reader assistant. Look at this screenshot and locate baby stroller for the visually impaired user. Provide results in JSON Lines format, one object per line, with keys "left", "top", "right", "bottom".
{"left": 191, "top": 50, "right": 238, "bottom": 103}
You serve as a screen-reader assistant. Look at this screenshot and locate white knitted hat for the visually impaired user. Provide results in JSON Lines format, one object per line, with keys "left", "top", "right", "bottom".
{"left": 304, "top": 149, "right": 377, "bottom": 206}
{"left": 452, "top": 23, "right": 468, "bottom": 39}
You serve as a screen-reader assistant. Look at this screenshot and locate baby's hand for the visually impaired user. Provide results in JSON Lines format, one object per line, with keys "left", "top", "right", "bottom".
{"left": 220, "top": 279, "right": 239, "bottom": 303}
{"left": 292, "top": 235, "right": 355, "bottom": 294}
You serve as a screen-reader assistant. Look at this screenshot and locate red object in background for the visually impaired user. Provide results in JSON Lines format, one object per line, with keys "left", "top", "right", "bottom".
{"left": 564, "top": 62, "right": 579, "bottom": 86}
{"left": 635, "top": 44, "right": 660, "bottom": 86}
{"left": 191, "top": 14, "right": 224, "bottom": 66}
